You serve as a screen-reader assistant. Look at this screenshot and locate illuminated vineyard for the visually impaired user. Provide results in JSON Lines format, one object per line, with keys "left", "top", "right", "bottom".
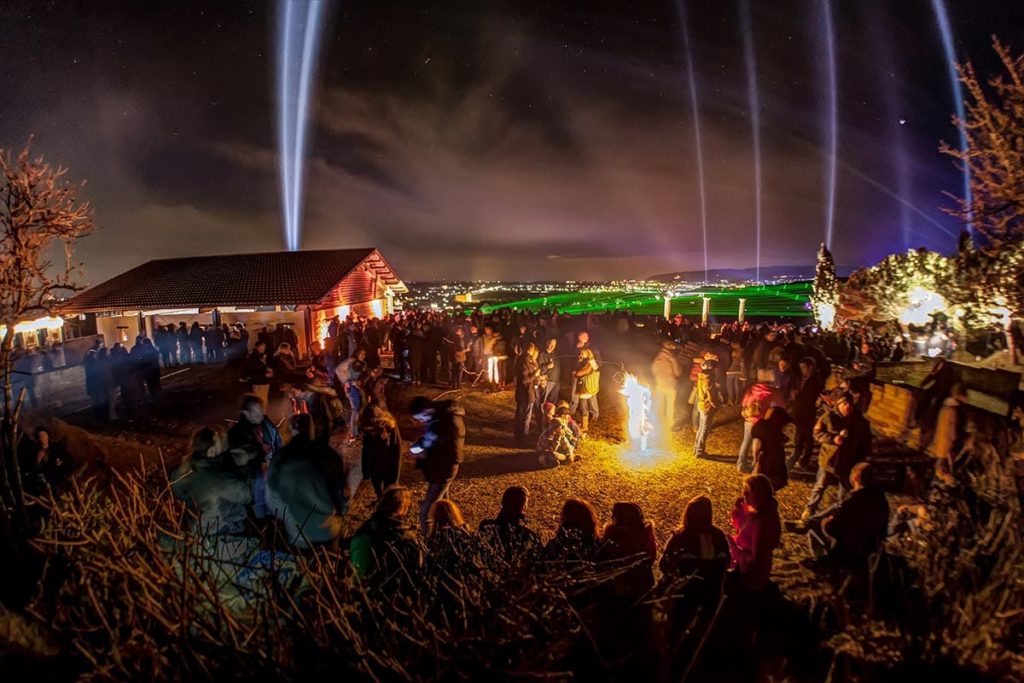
{"left": 479, "top": 281, "right": 813, "bottom": 318}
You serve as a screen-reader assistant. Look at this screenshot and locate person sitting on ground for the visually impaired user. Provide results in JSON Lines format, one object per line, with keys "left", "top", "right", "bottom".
{"left": 478, "top": 485, "right": 542, "bottom": 567}
{"left": 543, "top": 498, "right": 602, "bottom": 565}
{"left": 227, "top": 393, "right": 283, "bottom": 519}
{"left": 536, "top": 405, "right": 580, "bottom": 466}
{"left": 727, "top": 474, "right": 782, "bottom": 594}
{"left": 359, "top": 405, "right": 403, "bottom": 500}
{"left": 596, "top": 502, "right": 658, "bottom": 599}
{"left": 348, "top": 485, "right": 422, "bottom": 584}
{"left": 425, "top": 499, "right": 482, "bottom": 582}
{"left": 659, "top": 495, "right": 730, "bottom": 638}
{"left": 805, "top": 462, "right": 890, "bottom": 570}
{"left": 18, "top": 426, "right": 77, "bottom": 496}
{"left": 172, "top": 426, "right": 251, "bottom": 536}
{"left": 266, "top": 413, "right": 346, "bottom": 549}
{"left": 752, "top": 407, "right": 792, "bottom": 492}
{"left": 659, "top": 495, "right": 730, "bottom": 591}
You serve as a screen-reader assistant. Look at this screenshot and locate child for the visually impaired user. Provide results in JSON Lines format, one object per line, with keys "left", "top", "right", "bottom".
{"left": 537, "top": 406, "right": 581, "bottom": 466}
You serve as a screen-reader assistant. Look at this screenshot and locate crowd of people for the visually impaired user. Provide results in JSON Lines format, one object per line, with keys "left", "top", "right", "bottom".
{"left": 15, "top": 303, "right": 1024, "bottom": 676}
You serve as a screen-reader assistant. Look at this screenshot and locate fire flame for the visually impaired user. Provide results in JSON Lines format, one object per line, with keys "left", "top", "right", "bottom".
{"left": 620, "top": 373, "right": 652, "bottom": 451}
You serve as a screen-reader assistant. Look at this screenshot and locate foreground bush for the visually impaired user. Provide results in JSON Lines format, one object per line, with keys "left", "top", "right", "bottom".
{"left": 27, "top": 468, "right": 634, "bottom": 681}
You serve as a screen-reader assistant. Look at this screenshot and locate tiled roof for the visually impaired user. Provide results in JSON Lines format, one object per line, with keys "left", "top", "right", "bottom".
{"left": 61, "top": 248, "right": 400, "bottom": 313}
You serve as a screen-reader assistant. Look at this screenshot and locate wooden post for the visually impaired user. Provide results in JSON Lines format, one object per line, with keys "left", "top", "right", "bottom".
{"left": 701, "top": 297, "right": 711, "bottom": 325}
{"left": 738, "top": 297, "right": 747, "bottom": 323}
{"left": 663, "top": 296, "right": 672, "bottom": 320}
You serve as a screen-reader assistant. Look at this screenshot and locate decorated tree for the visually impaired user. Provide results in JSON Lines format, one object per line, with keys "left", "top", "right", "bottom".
{"left": 0, "top": 142, "right": 93, "bottom": 542}
{"left": 940, "top": 39, "right": 1024, "bottom": 248}
{"left": 838, "top": 248, "right": 954, "bottom": 326}
{"left": 810, "top": 242, "right": 838, "bottom": 328}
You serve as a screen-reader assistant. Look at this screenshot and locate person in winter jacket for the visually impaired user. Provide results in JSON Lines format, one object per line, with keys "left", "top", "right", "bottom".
{"left": 737, "top": 378, "right": 778, "bottom": 472}
{"left": 659, "top": 495, "right": 730, "bottom": 590}
{"left": 172, "top": 426, "right": 251, "bottom": 535}
{"left": 513, "top": 343, "right": 542, "bottom": 444}
{"left": 806, "top": 462, "right": 890, "bottom": 569}
{"left": 536, "top": 405, "right": 581, "bottom": 466}
{"left": 266, "top": 413, "right": 346, "bottom": 548}
{"left": 596, "top": 502, "right": 657, "bottom": 599}
{"left": 543, "top": 498, "right": 602, "bottom": 565}
{"left": 478, "top": 485, "right": 542, "bottom": 567}
{"left": 693, "top": 359, "right": 718, "bottom": 459}
{"left": 409, "top": 396, "right": 466, "bottom": 534}
{"left": 573, "top": 348, "right": 601, "bottom": 433}
{"left": 928, "top": 382, "right": 968, "bottom": 475}
{"left": 659, "top": 495, "right": 730, "bottom": 639}
{"left": 348, "top": 485, "right": 422, "bottom": 584}
{"left": 728, "top": 474, "right": 781, "bottom": 593}
{"left": 789, "top": 357, "right": 824, "bottom": 470}
{"left": 359, "top": 405, "right": 403, "bottom": 499}
{"left": 651, "top": 340, "right": 684, "bottom": 430}
{"left": 227, "top": 394, "right": 283, "bottom": 518}
{"left": 803, "top": 392, "right": 872, "bottom": 519}
{"left": 752, "top": 407, "right": 791, "bottom": 492}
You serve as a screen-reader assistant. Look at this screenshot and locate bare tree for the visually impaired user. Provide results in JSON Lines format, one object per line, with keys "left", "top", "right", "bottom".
{"left": 941, "top": 39, "right": 1024, "bottom": 247}
{"left": 0, "top": 141, "right": 93, "bottom": 539}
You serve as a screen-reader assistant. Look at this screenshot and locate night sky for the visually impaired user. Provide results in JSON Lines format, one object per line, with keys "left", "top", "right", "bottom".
{"left": 2, "top": 1, "right": 1022, "bottom": 284}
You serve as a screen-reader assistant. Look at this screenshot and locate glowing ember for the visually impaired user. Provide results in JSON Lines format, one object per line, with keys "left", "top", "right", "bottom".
{"left": 620, "top": 373, "right": 652, "bottom": 451}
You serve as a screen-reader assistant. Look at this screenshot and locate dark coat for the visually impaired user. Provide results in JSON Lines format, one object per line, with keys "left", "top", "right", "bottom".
{"left": 752, "top": 419, "right": 789, "bottom": 491}
{"left": 414, "top": 400, "right": 466, "bottom": 484}
{"left": 822, "top": 486, "right": 890, "bottom": 567}
{"left": 814, "top": 408, "right": 872, "bottom": 485}
{"left": 478, "top": 516, "right": 542, "bottom": 566}
{"left": 172, "top": 456, "right": 252, "bottom": 535}
{"left": 349, "top": 514, "right": 422, "bottom": 582}
{"left": 361, "top": 425, "right": 402, "bottom": 487}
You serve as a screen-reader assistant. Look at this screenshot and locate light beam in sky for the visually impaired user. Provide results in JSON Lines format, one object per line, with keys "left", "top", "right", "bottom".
{"left": 675, "top": 0, "right": 709, "bottom": 283}
{"left": 930, "top": 0, "right": 973, "bottom": 234}
{"left": 739, "top": 0, "right": 762, "bottom": 281}
{"left": 276, "top": 0, "right": 328, "bottom": 251}
{"left": 820, "top": 0, "right": 839, "bottom": 250}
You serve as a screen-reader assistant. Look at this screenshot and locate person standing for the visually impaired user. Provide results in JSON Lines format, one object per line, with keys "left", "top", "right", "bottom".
{"left": 572, "top": 348, "right": 600, "bottom": 434}
{"left": 651, "top": 340, "right": 684, "bottom": 431}
{"left": 693, "top": 358, "right": 718, "bottom": 459}
{"left": 752, "top": 407, "right": 792, "bottom": 492}
{"left": 789, "top": 357, "right": 824, "bottom": 470}
{"left": 408, "top": 396, "right": 466, "bottom": 534}
{"left": 928, "top": 382, "right": 969, "bottom": 476}
{"left": 737, "top": 378, "right": 777, "bottom": 472}
{"left": 802, "top": 392, "right": 872, "bottom": 521}
{"left": 227, "top": 394, "right": 282, "bottom": 519}
{"left": 513, "top": 342, "right": 542, "bottom": 445}
{"left": 728, "top": 474, "right": 782, "bottom": 593}
{"left": 537, "top": 336, "right": 561, "bottom": 408}
{"left": 360, "top": 406, "right": 403, "bottom": 500}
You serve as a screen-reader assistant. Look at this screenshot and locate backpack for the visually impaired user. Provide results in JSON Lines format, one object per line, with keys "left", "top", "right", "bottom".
{"left": 742, "top": 396, "right": 764, "bottom": 421}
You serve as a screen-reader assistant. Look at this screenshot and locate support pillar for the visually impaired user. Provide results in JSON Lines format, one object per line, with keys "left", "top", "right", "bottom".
{"left": 701, "top": 297, "right": 711, "bottom": 325}
{"left": 738, "top": 298, "right": 747, "bottom": 323}
{"left": 663, "top": 296, "right": 672, "bottom": 320}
